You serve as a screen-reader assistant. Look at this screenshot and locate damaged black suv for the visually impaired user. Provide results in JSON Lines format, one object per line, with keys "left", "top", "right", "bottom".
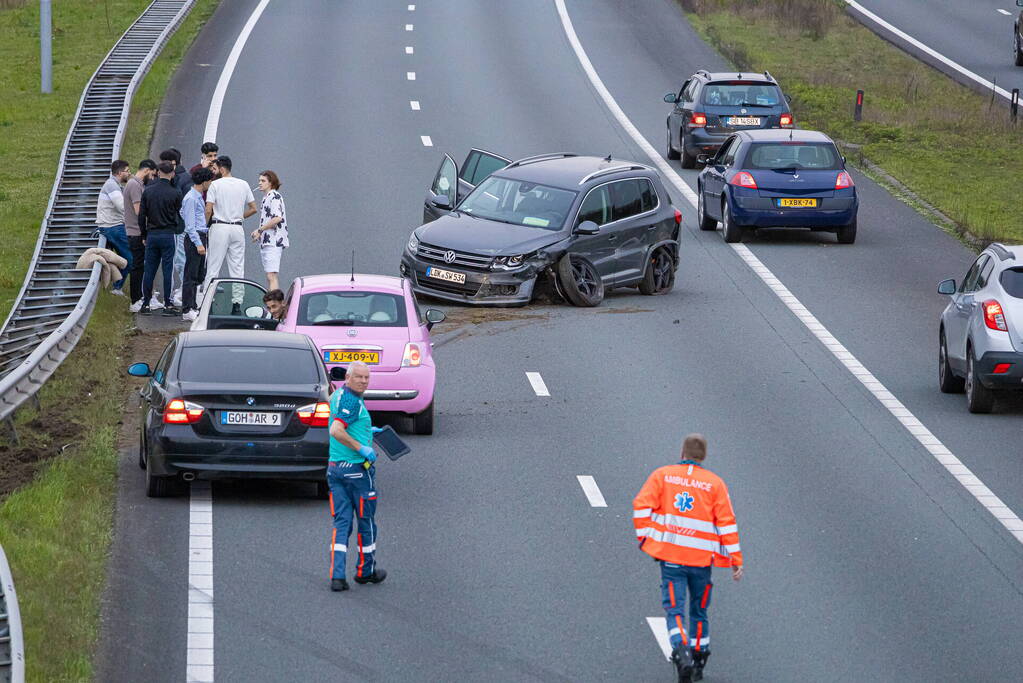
{"left": 400, "top": 150, "right": 681, "bottom": 307}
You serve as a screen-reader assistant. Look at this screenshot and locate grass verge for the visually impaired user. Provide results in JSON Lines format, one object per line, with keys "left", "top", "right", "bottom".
{"left": 0, "top": 1, "right": 218, "bottom": 679}
{"left": 678, "top": 0, "right": 1023, "bottom": 244}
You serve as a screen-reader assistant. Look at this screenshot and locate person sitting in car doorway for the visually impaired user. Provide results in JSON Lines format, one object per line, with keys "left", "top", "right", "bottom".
{"left": 263, "top": 288, "right": 286, "bottom": 322}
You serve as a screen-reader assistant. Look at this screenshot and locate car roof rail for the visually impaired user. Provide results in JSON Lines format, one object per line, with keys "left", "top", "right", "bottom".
{"left": 695, "top": 69, "right": 711, "bottom": 79}
{"left": 579, "top": 164, "right": 651, "bottom": 185}
{"left": 989, "top": 242, "right": 1015, "bottom": 261}
{"left": 505, "top": 153, "right": 577, "bottom": 169}
{"left": 763, "top": 70, "right": 774, "bottom": 81}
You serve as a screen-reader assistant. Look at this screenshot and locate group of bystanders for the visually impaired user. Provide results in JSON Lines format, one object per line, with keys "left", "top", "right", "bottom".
{"left": 94, "top": 141, "right": 291, "bottom": 320}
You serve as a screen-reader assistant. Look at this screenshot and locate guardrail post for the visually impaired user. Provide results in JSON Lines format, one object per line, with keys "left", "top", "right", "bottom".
{"left": 854, "top": 89, "right": 864, "bottom": 121}
{"left": 3, "top": 416, "right": 17, "bottom": 446}
{"left": 1012, "top": 88, "right": 1019, "bottom": 124}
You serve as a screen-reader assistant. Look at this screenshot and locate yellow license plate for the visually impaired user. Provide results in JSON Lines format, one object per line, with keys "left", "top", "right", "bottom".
{"left": 325, "top": 350, "right": 380, "bottom": 364}
{"left": 778, "top": 198, "right": 818, "bottom": 208}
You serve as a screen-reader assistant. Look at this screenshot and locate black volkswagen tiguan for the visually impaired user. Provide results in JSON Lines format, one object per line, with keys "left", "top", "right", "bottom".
{"left": 401, "top": 150, "right": 682, "bottom": 307}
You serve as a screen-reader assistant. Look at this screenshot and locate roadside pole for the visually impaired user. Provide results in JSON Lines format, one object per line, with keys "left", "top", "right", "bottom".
{"left": 40, "top": 0, "right": 52, "bottom": 94}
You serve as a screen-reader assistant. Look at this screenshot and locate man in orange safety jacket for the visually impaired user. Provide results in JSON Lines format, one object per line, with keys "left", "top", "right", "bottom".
{"left": 633, "top": 433, "right": 743, "bottom": 683}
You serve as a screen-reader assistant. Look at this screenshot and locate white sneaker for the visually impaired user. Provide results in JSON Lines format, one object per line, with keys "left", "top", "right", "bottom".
{"left": 110, "top": 288, "right": 126, "bottom": 297}
{"left": 182, "top": 309, "right": 199, "bottom": 322}
{"left": 171, "top": 288, "right": 183, "bottom": 308}
{"left": 149, "top": 296, "right": 165, "bottom": 310}
{"left": 129, "top": 299, "right": 143, "bottom": 313}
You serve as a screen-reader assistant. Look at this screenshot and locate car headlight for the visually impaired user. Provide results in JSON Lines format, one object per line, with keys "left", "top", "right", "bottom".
{"left": 407, "top": 233, "right": 420, "bottom": 253}
{"left": 492, "top": 254, "right": 526, "bottom": 270}
{"left": 507, "top": 254, "right": 524, "bottom": 267}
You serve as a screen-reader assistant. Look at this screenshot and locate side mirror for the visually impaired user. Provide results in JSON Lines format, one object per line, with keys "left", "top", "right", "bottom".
{"left": 574, "top": 220, "right": 600, "bottom": 235}
{"left": 841, "top": 155, "right": 847, "bottom": 165}
{"left": 427, "top": 191, "right": 452, "bottom": 210}
{"left": 425, "top": 308, "right": 446, "bottom": 330}
{"left": 785, "top": 94, "right": 792, "bottom": 103}
{"left": 937, "top": 279, "right": 957, "bottom": 295}
{"left": 696, "top": 154, "right": 711, "bottom": 165}
{"left": 329, "top": 366, "right": 347, "bottom": 381}
{"left": 128, "top": 362, "right": 152, "bottom": 377}
{"left": 244, "top": 305, "right": 265, "bottom": 318}
{"left": 663, "top": 92, "right": 678, "bottom": 104}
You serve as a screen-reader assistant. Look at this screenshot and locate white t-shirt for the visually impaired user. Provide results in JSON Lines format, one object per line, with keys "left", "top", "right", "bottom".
{"left": 206, "top": 177, "right": 255, "bottom": 224}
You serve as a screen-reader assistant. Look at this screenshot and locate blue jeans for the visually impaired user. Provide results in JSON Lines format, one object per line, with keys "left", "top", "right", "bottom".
{"left": 97, "top": 224, "right": 131, "bottom": 289}
{"left": 172, "top": 232, "right": 186, "bottom": 296}
{"left": 660, "top": 561, "right": 713, "bottom": 653}
{"left": 327, "top": 461, "right": 378, "bottom": 580}
{"left": 142, "top": 230, "right": 175, "bottom": 304}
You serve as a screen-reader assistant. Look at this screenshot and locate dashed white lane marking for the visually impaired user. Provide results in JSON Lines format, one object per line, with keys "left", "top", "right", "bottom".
{"left": 410, "top": 100, "right": 421, "bottom": 110}
{"left": 408, "top": 3, "right": 416, "bottom": 10}
{"left": 203, "top": 0, "right": 271, "bottom": 141}
{"left": 525, "top": 371, "right": 550, "bottom": 397}
{"left": 407, "top": 71, "right": 416, "bottom": 80}
{"left": 420, "top": 135, "right": 433, "bottom": 147}
{"left": 187, "top": 482, "right": 214, "bottom": 682}
{"left": 554, "top": 0, "right": 1023, "bottom": 545}
{"left": 405, "top": 23, "right": 414, "bottom": 31}
{"left": 645, "top": 618, "right": 672, "bottom": 661}
{"left": 844, "top": 1, "right": 1013, "bottom": 102}
{"left": 998, "top": 8, "right": 1011, "bottom": 16}
{"left": 405, "top": 45, "right": 414, "bottom": 54}
{"left": 576, "top": 476, "right": 608, "bottom": 507}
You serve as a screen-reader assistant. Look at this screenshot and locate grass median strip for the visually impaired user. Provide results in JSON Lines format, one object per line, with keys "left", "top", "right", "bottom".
{"left": 0, "top": 1, "right": 217, "bottom": 679}
{"left": 678, "top": 0, "right": 1023, "bottom": 245}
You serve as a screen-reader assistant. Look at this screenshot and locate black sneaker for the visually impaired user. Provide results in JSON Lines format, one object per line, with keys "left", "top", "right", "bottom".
{"left": 162, "top": 306, "right": 181, "bottom": 317}
{"left": 353, "top": 569, "right": 387, "bottom": 585}
{"left": 692, "top": 649, "right": 710, "bottom": 682}
{"left": 671, "top": 645, "right": 695, "bottom": 683}
{"left": 139, "top": 304, "right": 152, "bottom": 316}
{"left": 330, "top": 579, "right": 349, "bottom": 592}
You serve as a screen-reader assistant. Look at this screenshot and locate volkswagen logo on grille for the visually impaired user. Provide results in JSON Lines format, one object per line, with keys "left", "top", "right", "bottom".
{"left": 347, "top": 329, "right": 358, "bottom": 337}
{"left": 246, "top": 397, "right": 256, "bottom": 406}
{"left": 443, "top": 250, "right": 457, "bottom": 263}
{"left": 740, "top": 108, "right": 747, "bottom": 114}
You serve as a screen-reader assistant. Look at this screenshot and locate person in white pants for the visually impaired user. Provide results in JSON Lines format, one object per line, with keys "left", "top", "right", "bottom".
{"left": 203, "top": 155, "right": 257, "bottom": 310}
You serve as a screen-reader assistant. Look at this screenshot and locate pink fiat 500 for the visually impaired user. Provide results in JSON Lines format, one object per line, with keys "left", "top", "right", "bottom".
{"left": 276, "top": 274, "right": 444, "bottom": 434}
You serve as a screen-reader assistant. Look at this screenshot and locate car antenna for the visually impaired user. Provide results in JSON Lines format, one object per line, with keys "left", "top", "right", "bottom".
{"left": 789, "top": 127, "right": 793, "bottom": 140}
{"left": 350, "top": 250, "right": 355, "bottom": 282}
{"left": 604, "top": 153, "right": 613, "bottom": 162}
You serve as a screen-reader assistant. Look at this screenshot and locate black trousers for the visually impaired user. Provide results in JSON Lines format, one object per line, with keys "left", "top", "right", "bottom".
{"left": 182, "top": 232, "right": 208, "bottom": 313}
{"left": 128, "top": 234, "right": 146, "bottom": 303}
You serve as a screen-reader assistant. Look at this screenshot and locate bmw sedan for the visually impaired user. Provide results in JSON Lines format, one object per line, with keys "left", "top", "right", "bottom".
{"left": 128, "top": 330, "right": 331, "bottom": 497}
{"left": 696, "top": 129, "right": 858, "bottom": 243}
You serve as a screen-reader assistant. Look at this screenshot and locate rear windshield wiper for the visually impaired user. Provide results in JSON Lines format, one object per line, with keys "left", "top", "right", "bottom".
{"left": 737, "top": 102, "right": 774, "bottom": 108}
{"left": 312, "top": 319, "right": 355, "bottom": 326}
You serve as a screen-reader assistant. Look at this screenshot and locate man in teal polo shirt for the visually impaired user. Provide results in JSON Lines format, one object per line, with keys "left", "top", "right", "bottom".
{"left": 326, "top": 361, "right": 387, "bottom": 591}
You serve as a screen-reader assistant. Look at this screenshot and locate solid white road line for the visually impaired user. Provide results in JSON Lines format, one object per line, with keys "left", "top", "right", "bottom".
{"left": 577, "top": 475, "right": 608, "bottom": 507}
{"left": 407, "top": 71, "right": 416, "bottom": 80}
{"left": 844, "top": 1, "right": 1013, "bottom": 102}
{"left": 406, "top": 23, "right": 414, "bottom": 31}
{"left": 525, "top": 371, "right": 550, "bottom": 397}
{"left": 553, "top": 0, "right": 1023, "bottom": 545}
{"left": 645, "top": 617, "right": 672, "bottom": 661}
{"left": 420, "top": 135, "right": 433, "bottom": 147}
{"left": 410, "top": 100, "right": 421, "bottom": 110}
{"left": 203, "top": 0, "right": 271, "bottom": 142}
{"left": 187, "top": 481, "right": 214, "bottom": 682}
{"left": 998, "top": 9, "right": 1011, "bottom": 16}
{"left": 406, "top": 46, "right": 414, "bottom": 54}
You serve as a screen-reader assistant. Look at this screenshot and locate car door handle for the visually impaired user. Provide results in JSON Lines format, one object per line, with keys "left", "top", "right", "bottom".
{"left": 607, "top": 234, "right": 617, "bottom": 241}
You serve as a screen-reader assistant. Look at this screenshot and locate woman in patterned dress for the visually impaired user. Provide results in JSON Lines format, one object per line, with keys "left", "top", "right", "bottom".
{"left": 251, "top": 170, "right": 289, "bottom": 290}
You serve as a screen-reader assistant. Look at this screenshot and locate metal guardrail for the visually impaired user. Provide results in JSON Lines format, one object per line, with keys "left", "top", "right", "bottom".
{"left": 0, "top": 0, "right": 197, "bottom": 433}
{"left": 0, "top": 543, "right": 24, "bottom": 683}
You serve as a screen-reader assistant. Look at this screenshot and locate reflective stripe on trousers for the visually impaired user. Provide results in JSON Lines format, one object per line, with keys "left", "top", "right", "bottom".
{"left": 660, "top": 561, "right": 713, "bottom": 653}
{"left": 327, "top": 461, "right": 378, "bottom": 580}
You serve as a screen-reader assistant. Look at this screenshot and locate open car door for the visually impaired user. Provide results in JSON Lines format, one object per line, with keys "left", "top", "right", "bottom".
{"left": 190, "top": 278, "right": 279, "bottom": 331}
{"left": 423, "top": 148, "right": 510, "bottom": 223}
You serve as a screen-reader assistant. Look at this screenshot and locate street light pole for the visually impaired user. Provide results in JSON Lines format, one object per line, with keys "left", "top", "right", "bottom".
{"left": 40, "top": 0, "right": 52, "bottom": 94}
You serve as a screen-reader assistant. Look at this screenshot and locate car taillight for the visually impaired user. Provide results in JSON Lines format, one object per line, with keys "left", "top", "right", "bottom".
{"left": 164, "top": 399, "right": 205, "bottom": 424}
{"left": 690, "top": 112, "right": 707, "bottom": 127}
{"left": 402, "top": 343, "right": 422, "bottom": 368}
{"left": 729, "top": 171, "right": 757, "bottom": 189}
{"left": 779, "top": 113, "right": 794, "bottom": 128}
{"left": 835, "top": 171, "right": 854, "bottom": 189}
{"left": 983, "top": 300, "right": 1008, "bottom": 331}
{"left": 993, "top": 363, "right": 1013, "bottom": 374}
{"left": 674, "top": 208, "right": 682, "bottom": 226}
{"left": 297, "top": 402, "right": 331, "bottom": 427}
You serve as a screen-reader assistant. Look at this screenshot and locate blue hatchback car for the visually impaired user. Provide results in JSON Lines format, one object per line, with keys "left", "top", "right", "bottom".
{"left": 695, "top": 129, "right": 858, "bottom": 244}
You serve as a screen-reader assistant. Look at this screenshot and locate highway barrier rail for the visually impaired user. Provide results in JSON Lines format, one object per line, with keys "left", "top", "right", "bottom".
{"left": 0, "top": 0, "right": 197, "bottom": 437}
{"left": 0, "top": 542, "right": 24, "bottom": 683}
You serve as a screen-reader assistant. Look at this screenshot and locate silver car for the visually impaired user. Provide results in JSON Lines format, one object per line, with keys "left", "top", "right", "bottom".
{"left": 938, "top": 243, "right": 1023, "bottom": 412}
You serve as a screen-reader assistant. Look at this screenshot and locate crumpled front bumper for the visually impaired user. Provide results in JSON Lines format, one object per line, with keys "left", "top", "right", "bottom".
{"left": 400, "top": 251, "right": 546, "bottom": 306}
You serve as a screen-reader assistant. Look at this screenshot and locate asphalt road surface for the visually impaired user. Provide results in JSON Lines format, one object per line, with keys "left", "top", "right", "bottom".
{"left": 97, "top": 1, "right": 1023, "bottom": 681}
{"left": 848, "top": 0, "right": 1023, "bottom": 99}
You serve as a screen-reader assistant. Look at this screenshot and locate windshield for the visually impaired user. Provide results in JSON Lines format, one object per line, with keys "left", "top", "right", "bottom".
{"left": 296, "top": 291, "right": 408, "bottom": 326}
{"left": 458, "top": 176, "right": 577, "bottom": 230}
{"left": 746, "top": 143, "right": 841, "bottom": 170}
{"left": 703, "top": 82, "right": 783, "bottom": 107}
{"left": 1000, "top": 268, "right": 1023, "bottom": 298}
{"left": 179, "top": 347, "right": 320, "bottom": 384}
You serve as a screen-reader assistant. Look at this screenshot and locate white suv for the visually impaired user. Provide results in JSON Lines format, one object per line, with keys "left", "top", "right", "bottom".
{"left": 938, "top": 243, "right": 1023, "bottom": 412}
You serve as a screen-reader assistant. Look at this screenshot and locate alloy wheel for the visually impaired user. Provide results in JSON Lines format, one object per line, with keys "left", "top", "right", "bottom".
{"left": 651, "top": 250, "right": 673, "bottom": 290}
{"left": 572, "top": 259, "right": 599, "bottom": 298}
